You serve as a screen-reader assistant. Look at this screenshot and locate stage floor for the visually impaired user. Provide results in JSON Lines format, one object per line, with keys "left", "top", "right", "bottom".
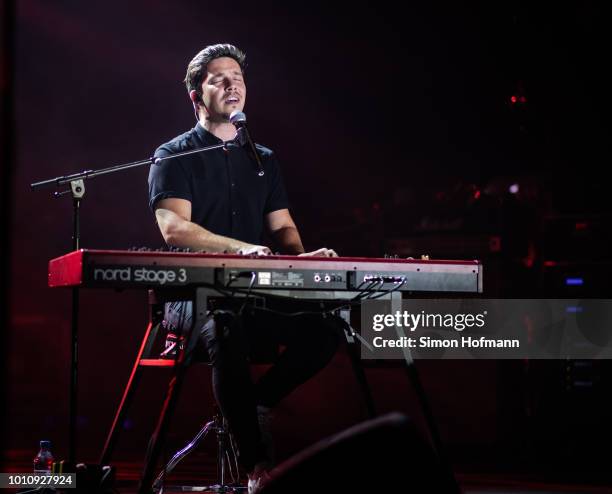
{"left": 3, "top": 450, "right": 612, "bottom": 493}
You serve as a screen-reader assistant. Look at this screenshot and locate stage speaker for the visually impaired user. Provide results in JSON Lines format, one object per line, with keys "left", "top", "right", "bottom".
{"left": 260, "top": 412, "right": 460, "bottom": 493}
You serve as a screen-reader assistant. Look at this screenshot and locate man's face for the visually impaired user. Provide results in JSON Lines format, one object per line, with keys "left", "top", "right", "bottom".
{"left": 200, "top": 56, "right": 246, "bottom": 122}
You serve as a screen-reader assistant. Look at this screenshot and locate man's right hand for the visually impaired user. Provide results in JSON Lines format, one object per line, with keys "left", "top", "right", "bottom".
{"left": 237, "top": 245, "right": 272, "bottom": 256}
{"left": 298, "top": 247, "right": 338, "bottom": 257}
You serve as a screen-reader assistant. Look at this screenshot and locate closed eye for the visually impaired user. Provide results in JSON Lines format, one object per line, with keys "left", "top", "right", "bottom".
{"left": 210, "top": 77, "right": 243, "bottom": 86}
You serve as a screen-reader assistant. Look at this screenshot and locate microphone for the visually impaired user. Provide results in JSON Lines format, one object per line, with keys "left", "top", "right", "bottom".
{"left": 230, "top": 110, "right": 265, "bottom": 176}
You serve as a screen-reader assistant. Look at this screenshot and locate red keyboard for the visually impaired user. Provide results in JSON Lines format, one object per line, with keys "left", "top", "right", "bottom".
{"left": 48, "top": 249, "right": 483, "bottom": 293}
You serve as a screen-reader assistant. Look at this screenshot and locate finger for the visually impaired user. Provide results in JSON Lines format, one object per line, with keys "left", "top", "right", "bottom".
{"left": 327, "top": 249, "right": 338, "bottom": 257}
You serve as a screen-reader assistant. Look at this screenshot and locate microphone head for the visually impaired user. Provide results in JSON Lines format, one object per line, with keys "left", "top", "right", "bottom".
{"left": 230, "top": 110, "right": 247, "bottom": 127}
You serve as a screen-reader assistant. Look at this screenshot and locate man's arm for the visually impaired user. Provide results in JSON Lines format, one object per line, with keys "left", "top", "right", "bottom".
{"left": 265, "top": 209, "right": 338, "bottom": 257}
{"left": 155, "top": 198, "right": 271, "bottom": 254}
{"left": 265, "top": 209, "right": 305, "bottom": 254}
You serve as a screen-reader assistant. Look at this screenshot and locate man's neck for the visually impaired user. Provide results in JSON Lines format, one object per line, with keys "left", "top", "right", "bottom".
{"left": 200, "top": 117, "right": 237, "bottom": 142}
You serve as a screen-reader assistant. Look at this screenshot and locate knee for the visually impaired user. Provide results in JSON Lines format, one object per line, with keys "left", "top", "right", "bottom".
{"left": 209, "top": 310, "right": 240, "bottom": 338}
{"left": 201, "top": 310, "right": 247, "bottom": 364}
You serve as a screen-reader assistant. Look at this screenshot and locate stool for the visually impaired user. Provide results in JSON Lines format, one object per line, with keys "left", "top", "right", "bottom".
{"left": 153, "top": 411, "right": 245, "bottom": 493}
{"left": 153, "top": 314, "right": 245, "bottom": 493}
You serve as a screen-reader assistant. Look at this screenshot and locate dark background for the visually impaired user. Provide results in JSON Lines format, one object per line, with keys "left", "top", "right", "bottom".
{"left": 2, "top": 0, "right": 612, "bottom": 486}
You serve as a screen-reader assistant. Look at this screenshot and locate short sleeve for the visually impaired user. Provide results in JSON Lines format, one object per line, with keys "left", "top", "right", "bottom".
{"left": 148, "top": 146, "right": 192, "bottom": 212}
{"left": 263, "top": 152, "right": 290, "bottom": 214}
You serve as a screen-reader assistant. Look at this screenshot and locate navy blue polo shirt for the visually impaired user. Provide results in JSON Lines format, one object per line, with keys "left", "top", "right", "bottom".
{"left": 148, "top": 123, "right": 289, "bottom": 245}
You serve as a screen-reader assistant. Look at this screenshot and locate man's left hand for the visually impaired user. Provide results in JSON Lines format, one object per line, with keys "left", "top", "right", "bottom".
{"left": 298, "top": 247, "right": 338, "bottom": 257}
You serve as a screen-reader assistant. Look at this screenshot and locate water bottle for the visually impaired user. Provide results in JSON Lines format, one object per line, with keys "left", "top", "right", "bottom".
{"left": 33, "top": 440, "right": 54, "bottom": 475}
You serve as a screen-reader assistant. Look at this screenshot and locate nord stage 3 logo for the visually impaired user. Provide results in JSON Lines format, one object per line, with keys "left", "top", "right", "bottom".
{"left": 91, "top": 266, "right": 188, "bottom": 285}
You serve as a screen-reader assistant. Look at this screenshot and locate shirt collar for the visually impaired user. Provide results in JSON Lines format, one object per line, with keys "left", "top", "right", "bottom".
{"left": 194, "top": 122, "right": 224, "bottom": 145}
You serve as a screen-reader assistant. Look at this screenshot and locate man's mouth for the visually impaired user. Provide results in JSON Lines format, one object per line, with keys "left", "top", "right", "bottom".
{"left": 225, "top": 96, "right": 240, "bottom": 104}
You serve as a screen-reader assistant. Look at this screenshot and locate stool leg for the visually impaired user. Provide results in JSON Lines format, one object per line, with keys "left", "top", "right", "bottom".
{"left": 212, "top": 415, "right": 245, "bottom": 492}
{"left": 152, "top": 420, "right": 215, "bottom": 490}
{"left": 217, "top": 416, "right": 242, "bottom": 487}
{"left": 152, "top": 414, "right": 246, "bottom": 493}
{"left": 225, "top": 426, "right": 241, "bottom": 485}
{"left": 217, "top": 416, "right": 226, "bottom": 486}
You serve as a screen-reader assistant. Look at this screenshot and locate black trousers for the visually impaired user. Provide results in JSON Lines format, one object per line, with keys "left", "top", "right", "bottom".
{"left": 164, "top": 298, "right": 341, "bottom": 472}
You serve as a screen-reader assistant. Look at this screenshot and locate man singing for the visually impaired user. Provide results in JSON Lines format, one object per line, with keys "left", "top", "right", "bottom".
{"left": 148, "top": 43, "right": 340, "bottom": 493}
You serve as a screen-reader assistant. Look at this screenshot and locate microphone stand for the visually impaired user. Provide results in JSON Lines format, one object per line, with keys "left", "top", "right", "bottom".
{"left": 30, "top": 138, "right": 237, "bottom": 466}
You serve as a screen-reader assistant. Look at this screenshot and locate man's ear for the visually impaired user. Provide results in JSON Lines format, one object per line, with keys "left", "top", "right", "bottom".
{"left": 189, "top": 90, "right": 205, "bottom": 119}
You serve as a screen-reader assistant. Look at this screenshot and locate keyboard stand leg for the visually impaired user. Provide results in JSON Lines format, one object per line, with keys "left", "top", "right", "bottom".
{"left": 393, "top": 292, "right": 460, "bottom": 492}
{"left": 338, "top": 308, "right": 377, "bottom": 419}
{"left": 99, "top": 298, "right": 164, "bottom": 465}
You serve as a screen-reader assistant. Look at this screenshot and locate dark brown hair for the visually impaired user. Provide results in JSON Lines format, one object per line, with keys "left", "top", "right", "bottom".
{"left": 184, "top": 44, "right": 246, "bottom": 100}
